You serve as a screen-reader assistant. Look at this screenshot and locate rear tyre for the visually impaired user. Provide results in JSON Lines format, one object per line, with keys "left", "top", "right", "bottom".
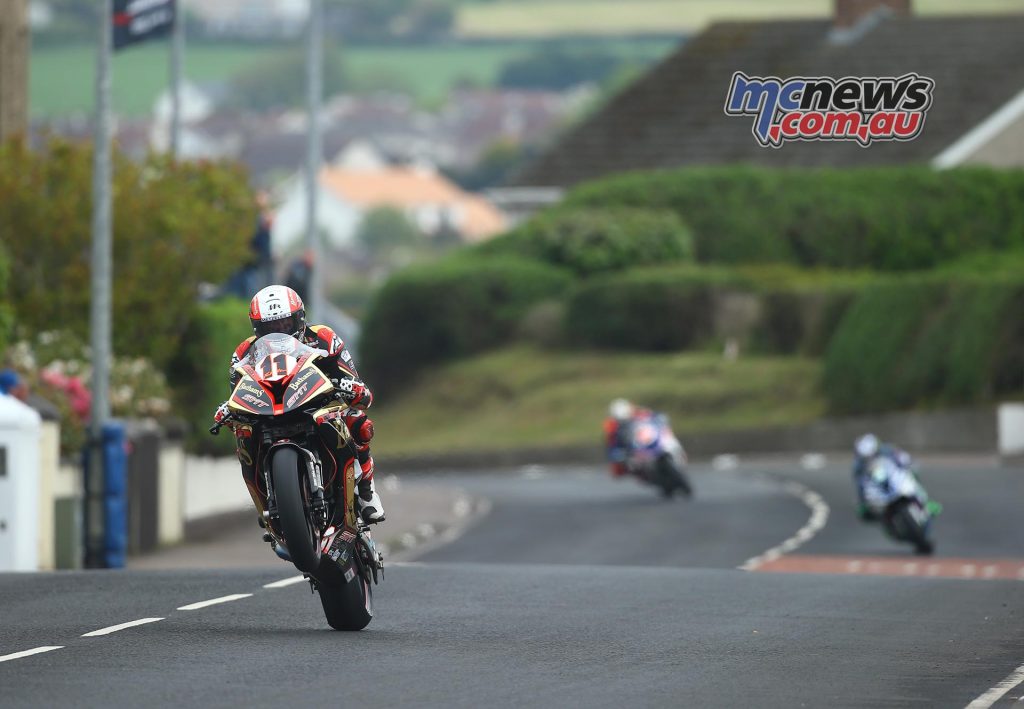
{"left": 318, "top": 560, "right": 373, "bottom": 631}
{"left": 894, "top": 503, "right": 934, "bottom": 556}
{"left": 271, "top": 447, "right": 321, "bottom": 573}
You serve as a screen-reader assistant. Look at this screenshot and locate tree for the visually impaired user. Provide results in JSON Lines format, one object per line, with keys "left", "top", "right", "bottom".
{"left": 0, "top": 137, "right": 256, "bottom": 370}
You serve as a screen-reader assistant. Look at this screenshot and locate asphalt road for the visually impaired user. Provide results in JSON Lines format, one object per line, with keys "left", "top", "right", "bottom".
{"left": 3, "top": 456, "right": 1023, "bottom": 708}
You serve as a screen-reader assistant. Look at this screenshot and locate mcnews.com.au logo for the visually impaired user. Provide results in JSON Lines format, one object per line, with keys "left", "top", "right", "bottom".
{"left": 724, "top": 72, "right": 935, "bottom": 148}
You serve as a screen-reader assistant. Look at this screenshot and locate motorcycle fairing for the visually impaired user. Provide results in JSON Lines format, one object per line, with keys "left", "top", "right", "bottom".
{"left": 227, "top": 357, "right": 333, "bottom": 415}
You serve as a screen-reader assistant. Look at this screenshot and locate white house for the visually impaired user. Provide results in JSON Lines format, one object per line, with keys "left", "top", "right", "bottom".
{"left": 272, "top": 144, "right": 507, "bottom": 254}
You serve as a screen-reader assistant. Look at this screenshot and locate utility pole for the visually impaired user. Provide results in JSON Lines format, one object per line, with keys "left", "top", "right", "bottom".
{"left": 304, "top": 0, "right": 324, "bottom": 323}
{"left": 169, "top": 2, "right": 183, "bottom": 157}
{"left": 86, "top": 0, "right": 113, "bottom": 569}
{"left": 0, "top": 0, "right": 29, "bottom": 142}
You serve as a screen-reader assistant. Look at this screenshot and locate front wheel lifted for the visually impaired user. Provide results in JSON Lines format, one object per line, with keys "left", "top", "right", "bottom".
{"left": 271, "top": 447, "right": 321, "bottom": 573}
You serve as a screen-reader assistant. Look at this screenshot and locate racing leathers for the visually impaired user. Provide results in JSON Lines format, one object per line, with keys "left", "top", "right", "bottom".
{"left": 852, "top": 443, "right": 912, "bottom": 521}
{"left": 603, "top": 407, "right": 657, "bottom": 477}
{"left": 220, "top": 324, "right": 383, "bottom": 524}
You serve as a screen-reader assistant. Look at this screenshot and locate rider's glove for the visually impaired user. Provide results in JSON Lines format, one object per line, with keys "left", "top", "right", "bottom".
{"left": 213, "top": 402, "right": 231, "bottom": 425}
{"left": 334, "top": 378, "right": 367, "bottom": 404}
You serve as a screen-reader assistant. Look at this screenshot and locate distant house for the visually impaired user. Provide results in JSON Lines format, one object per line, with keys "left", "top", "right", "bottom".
{"left": 182, "top": 0, "right": 307, "bottom": 39}
{"left": 272, "top": 144, "right": 507, "bottom": 253}
{"left": 502, "top": 0, "right": 1024, "bottom": 208}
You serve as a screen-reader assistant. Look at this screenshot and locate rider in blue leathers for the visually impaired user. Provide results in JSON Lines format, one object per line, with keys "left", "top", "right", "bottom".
{"left": 852, "top": 433, "right": 940, "bottom": 521}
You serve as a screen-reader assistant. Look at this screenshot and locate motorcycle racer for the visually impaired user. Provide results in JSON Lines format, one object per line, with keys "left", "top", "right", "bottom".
{"left": 213, "top": 284, "right": 385, "bottom": 525}
{"left": 852, "top": 433, "right": 940, "bottom": 521}
{"left": 604, "top": 398, "right": 683, "bottom": 476}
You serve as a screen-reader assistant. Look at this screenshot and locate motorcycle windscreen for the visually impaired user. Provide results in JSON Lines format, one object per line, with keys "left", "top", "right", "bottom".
{"left": 228, "top": 375, "right": 275, "bottom": 415}
{"left": 281, "top": 361, "right": 334, "bottom": 413}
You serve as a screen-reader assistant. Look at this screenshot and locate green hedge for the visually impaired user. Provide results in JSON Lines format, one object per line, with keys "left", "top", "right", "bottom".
{"left": 476, "top": 207, "right": 694, "bottom": 275}
{"left": 564, "top": 266, "right": 732, "bottom": 351}
{"left": 822, "top": 277, "right": 1024, "bottom": 414}
{"left": 564, "top": 265, "right": 870, "bottom": 355}
{"left": 361, "top": 258, "right": 572, "bottom": 395}
{"left": 167, "top": 298, "right": 253, "bottom": 454}
{"left": 565, "top": 166, "right": 1024, "bottom": 270}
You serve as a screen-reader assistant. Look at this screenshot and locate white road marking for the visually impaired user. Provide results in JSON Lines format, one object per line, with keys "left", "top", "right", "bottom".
{"left": 740, "top": 479, "right": 830, "bottom": 571}
{"left": 0, "top": 646, "right": 64, "bottom": 663}
{"left": 800, "top": 453, "right": 827, "bottom": 470}
{"left": 712, "top": 454, "right": 739, "bottom": 471}
{"left": 417, "top": 523, "right": 436, "bottom": 539}
{"left": 176, "top": 594, "right": 252, "bottom": 611}
{"left": 398, "top": 497, "right": 493, "bottom": 562}
{"left": 82, "top": 618, "right": 164, "bottom": 637}
{"left": 966, "top": 661, "right": 1024, "bottom": 709}
{"left": 453, "top": 496, "right": 472, "bottom": 518}
{"left": 263, "top": 576, "right": 306, "bottom": 589}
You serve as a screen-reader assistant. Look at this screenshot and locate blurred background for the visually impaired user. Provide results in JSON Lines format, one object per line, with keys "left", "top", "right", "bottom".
{"left": 2, "top": 0, "right": 1024, "bottom": 568}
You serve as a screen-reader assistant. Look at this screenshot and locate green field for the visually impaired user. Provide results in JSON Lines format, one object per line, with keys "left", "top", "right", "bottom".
{"left": 370, "top": 346, "right": 824, "bottom": 457}
{"left": 30, "top": 38, "right": 676, "bottom": 118}
{"left": 458, "top": 0, "right": 1024, "bottom": 36}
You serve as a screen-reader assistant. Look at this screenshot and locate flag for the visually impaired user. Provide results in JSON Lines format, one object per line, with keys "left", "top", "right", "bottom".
{"left": 113, "top": 0, "right": 175, "bottom": 51}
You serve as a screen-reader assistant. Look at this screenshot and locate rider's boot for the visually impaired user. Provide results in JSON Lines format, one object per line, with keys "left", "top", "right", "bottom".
{"left": 356, "top": 452, "right": 385, "bottom": 524}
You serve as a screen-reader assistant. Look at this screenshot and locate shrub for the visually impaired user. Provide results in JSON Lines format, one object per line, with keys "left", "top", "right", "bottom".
{"left": 822, "top": 276, "right": 1024, "bottom": 414}
{"left": 477, "top": 207, "right": 694, "bottom": 276}
{"left": 6, "top": 330, "right": 173, "bottom": 456}
{"left": 564, "top": 264, "right": 872, "bottom": 355}
{"left": 564, "top": 266, "right": 737, "bottom": 351}
{"left": 0, "top": 137, "right": 256, "bottom": 371}
{"left": 167, "top": 298, "right": 253, "bottom": 454}
{"left": 0, "top": 243, "right": 12, "bottom": 352}
{"left": 566, "top": 166, "right": 1024, "bottom": 270}
{"left": 361, "top": 257, "right": 572, "bottom": 395}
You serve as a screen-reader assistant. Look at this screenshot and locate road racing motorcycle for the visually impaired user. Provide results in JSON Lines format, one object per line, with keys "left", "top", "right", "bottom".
{"left": 210, "top": 332, "right": 382, "bottom": 630}
{"left": 623, "top": 416, "right": 693, "bottom": 498}
{"left": 862, "top": 456, "right": 936, "bottom": 555}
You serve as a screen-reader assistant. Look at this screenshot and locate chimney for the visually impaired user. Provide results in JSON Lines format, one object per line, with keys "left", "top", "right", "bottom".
{"left": 834, "top": 0, "right": 911, "bottom": 29}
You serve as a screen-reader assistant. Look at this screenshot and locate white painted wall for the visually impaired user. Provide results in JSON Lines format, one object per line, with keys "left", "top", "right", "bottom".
{"left": 272, "top": 181, "right": 361, "bottom": 254}
{"left": 0, "top": 396, "right": 41, "bottom": 571}
{"left": 158, "top": 444, "right": 186, "bottom": 545}
{"left": 184, "top": 456, "right": 254, "bottom": 521}
{"left": 998, "top": 403, "right": 1024, "bottom": 456}
{"left": 36, "top": 421, "right": 59, "bottom": 570}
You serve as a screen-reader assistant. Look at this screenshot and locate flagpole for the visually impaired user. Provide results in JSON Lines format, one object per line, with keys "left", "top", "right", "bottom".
{"left": 87, "top": 0, "right": 113, "bottom": 569}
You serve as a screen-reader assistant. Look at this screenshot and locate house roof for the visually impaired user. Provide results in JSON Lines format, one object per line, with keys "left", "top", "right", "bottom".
{"left": 510, "top": 14, "right": 1024, "bottom": 187}
{"left": 319, "top": 165, "right": 507, "bottom": 240}
{"left": 321, "top": 166, "right": 464, "bottom": 207}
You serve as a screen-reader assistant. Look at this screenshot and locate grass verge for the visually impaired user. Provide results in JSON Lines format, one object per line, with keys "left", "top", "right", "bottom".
{"left": 370, "top": 345, "right": 824, "bottom": 457}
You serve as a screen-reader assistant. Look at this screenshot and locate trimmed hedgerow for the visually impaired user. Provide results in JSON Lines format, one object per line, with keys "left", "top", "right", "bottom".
{"left": 361, "top": 257, "right": 572, "bottom": 395}
{"left": 565, "top": 165, "right": 1024, "bottom": 270}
